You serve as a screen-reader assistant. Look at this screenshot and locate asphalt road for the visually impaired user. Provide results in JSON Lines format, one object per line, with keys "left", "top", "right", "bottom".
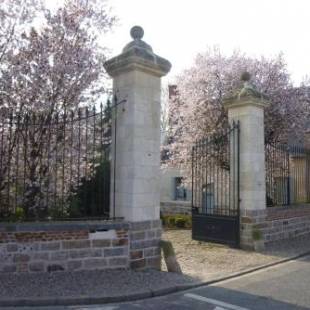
{"left": 4, "top": 254, "right": 310, "bottom": 310}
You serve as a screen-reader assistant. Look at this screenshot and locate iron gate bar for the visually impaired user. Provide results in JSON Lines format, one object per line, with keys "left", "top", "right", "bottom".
{"left": 192, "top": 122, "right": 240, "bottom": 247}
{"left": 0, "top": 104, "right": 112, "bottom": 221}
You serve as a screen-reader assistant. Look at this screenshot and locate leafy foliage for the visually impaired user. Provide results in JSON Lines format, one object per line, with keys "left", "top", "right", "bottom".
{"left": 68, "top": 159, "right": 110, "bottom": 218}
{"left": 164, "top": 48, "right": 310, "bottom": 177}
{"left": 0, "top": 0, "right": 115, "bottom": 220}
{"left": 161, "top": 214, "right": 192, "bottom": 229}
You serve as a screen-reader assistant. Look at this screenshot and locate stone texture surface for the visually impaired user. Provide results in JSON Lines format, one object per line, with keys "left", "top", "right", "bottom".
{"left": 228, "top": 104, "right": 267, "bottom": 212}
{"left": 225, "top": 80, "right": 270, "bottom": 250}
{"left": 108, "top": 68, "right": 162, "bottom": 222}
{"left": 0, "top": 222, "right": 128, "bottom": 273}
{"left": 160, "top": 201, "right": 191, "bottom": 215}
{"left": 0, "top": 220, "right": 161, "bottom": 273}
{"left": 105, "top": 27, "right": 170, "bottom": 223}
{"left": 240, "top": 205, "right": 310, "bottom": 250}
{"left": 129, "top": 219, "right": 162, "bottom": 270}
{"left": 263, "top": 205, "right": 310, "bottom": 244}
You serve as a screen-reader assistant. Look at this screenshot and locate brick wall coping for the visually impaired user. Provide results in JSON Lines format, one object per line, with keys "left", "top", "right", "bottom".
{"left": 0, "top": 220, "right": 129, "bottom": 233}
{"left": 267, "top": 204, "right": 310, "bottom": 221}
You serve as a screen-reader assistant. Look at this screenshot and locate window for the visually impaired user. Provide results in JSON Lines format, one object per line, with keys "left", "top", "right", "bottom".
{"left": 174, "top": 177, "right": 187, "bottom": 200}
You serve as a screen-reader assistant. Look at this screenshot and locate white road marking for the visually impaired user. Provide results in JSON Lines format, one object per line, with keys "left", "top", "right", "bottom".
{"left": 184, "top": 293, "right": 250, "bottom": 310}
{"left": 214, "top": 307, "right": 227, "bottom": 310}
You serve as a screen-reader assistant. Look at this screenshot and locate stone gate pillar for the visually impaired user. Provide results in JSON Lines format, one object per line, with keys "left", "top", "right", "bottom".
{"left": 104, "top": 26, "right": 171, "bottom": 269}
{"left": 224, "top": 72, "right": 270, "bottom": 250}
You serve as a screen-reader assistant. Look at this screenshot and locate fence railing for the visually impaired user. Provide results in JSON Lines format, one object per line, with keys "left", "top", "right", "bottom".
{"left": 192, "top": 122, "right": 240, "bottom": 216}
{"left": 266, "top": 143, "right": 310, "bottom": 206}
{"left": 0, "top": 104, "right": 112, "bottom": 221}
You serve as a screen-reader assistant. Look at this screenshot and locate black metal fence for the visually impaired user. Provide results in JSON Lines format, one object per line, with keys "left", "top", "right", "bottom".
{"left": 0, "top": 103, "right": 112, "bottom": 221}
{"left": 192, "top": 122, "right": 240, "bottom": 216}
{"left": 191, "top": 122, "right": 240, "bottom": 246}
{"left": 266, "top": 143, "right": 310, "bottom": 206}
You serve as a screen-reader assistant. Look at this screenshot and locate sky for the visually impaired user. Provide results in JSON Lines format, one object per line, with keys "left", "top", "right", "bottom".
{"left": 47, "top": 0, "right": 310, "bottom": 85}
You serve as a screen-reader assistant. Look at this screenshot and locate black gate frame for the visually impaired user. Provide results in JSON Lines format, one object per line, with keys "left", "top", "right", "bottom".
{"left": 191, "top": 122, "right": 240, "bottom": 247}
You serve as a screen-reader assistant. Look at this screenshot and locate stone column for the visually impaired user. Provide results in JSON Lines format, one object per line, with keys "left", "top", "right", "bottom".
{"left": 104, "top": 26, "right": 171, "bottom": 269}
{"left": 224, "top": 72, "right": 270, "bottom": 250}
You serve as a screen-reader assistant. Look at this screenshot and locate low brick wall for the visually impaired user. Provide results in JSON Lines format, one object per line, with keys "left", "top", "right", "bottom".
{"left": 160, "top": 201, "right": 191, "bottom": 215}
{"left": 264, "top": 205, "right": 310, "bottom": 244}
{"left": 129, "top": 220, "right": 162, "bottom": 270}
{"left": 0, "top": 219, "right": 161, "bottom": 273}
{"left": 240, "top": 205, "right": 310, "bottom": 250}
{"left": 240, "top": 209, "right": 267, "bottom": 250}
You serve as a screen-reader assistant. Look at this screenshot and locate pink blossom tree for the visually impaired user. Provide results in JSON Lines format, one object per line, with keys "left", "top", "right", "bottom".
{"left": 163, "top": 48, "right": 310, "bottom": 177}
{"left": 0, "top": 0, "right": 116, "bottom": 219}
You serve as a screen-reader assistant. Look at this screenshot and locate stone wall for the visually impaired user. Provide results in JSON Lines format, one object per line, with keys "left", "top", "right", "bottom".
{"left": 240, "top": 205, "right": 310, "bottom": 250}
{"left": 0, "top": 220, "right": 161, "bottom": 273}
{"left": 240, "top": 209, "right": 267, "bottom": 250}
{"left": 264, "top": 205, "right": 310, "bottom": 244}
{"left": 129, "top": 220, "right": 162, "bottom": 269}
{"left": 160, "top": 201, "right": 191, "bottom": 215}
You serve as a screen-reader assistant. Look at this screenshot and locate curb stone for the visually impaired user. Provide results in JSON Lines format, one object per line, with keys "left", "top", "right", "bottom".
{"left": 2, "top": 250, "right": 310, "bottom": 307}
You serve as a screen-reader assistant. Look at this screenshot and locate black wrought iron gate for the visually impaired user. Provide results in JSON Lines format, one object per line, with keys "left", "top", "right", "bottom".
{"left": 191, "top": 122, "right": 240, "bottom": 247}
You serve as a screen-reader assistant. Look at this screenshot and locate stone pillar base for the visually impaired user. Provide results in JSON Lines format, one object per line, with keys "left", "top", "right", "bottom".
{"left": 129, "top": 220, "right": 162, "bottom": 270}
{"left": 240, "top": 209, "right": 267, "bottom": 251}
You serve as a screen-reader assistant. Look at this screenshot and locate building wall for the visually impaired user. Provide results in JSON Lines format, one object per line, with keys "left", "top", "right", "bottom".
{"left": 160, "top": 167, "right": 182, "bottom": 202}
{"left": 160, "top": 167, "right": 191, "bottom": 202}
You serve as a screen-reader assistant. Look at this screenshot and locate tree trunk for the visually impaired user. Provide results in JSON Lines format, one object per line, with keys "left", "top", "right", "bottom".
{"left": 160, "top": 240, "right": 182, "bottom": 274}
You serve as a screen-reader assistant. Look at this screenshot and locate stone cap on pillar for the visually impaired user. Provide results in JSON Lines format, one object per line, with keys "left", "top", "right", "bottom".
{"left": 104, "top": 26, "right": 171, "bottom": 78}
{"left": 224, "top": 72, "right": 270, "bottom": 110}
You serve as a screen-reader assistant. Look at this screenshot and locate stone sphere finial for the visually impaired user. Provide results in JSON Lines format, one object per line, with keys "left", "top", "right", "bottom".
{"left": 241, "top": 71, "right": 251, "bottom": 82}
{"left": 130, "top": 26, "right": 144, "bottom": 40}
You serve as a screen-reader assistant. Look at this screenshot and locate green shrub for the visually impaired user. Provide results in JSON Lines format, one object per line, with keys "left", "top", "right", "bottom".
{"left": 161, "top": 214, "right": 192, "bottom": 229}
{"left": 68, "top": 158, "right": 110, "bottom": 218}
{"left": 175, "top": 217, "right": 186, "bottom": 228}
{"left": 168, "top": 216, "right": 176, "bottom": 227}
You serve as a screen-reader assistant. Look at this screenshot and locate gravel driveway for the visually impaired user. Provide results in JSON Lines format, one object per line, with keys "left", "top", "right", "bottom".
{"left": 162, "top": 229, "right": 310, "bottom": 282}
